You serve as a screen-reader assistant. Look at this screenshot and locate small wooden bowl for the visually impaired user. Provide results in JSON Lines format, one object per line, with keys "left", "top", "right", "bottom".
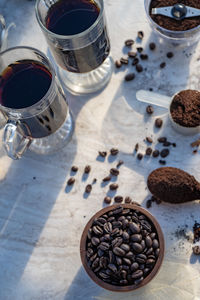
{"left": 80, "top": 204, "right": 165, "bottom": 292}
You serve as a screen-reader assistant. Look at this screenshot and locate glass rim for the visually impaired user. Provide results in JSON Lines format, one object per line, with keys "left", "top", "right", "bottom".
{"left": 35, "top": 0, "right": 104, "bottom": 39}
{"left": 0, "top": 46, "right": 56, "bottom": 116}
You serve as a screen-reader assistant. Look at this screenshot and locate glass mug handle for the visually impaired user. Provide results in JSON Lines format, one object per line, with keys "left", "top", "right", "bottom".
{"left": 3, "top": 120, "right": 32, "bottom": 160}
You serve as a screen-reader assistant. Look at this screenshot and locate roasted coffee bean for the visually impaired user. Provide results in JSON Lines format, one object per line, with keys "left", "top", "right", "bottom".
{"left": 193, "top": 245, "right": 200, "bottom": 255}
{"left": 131, "top": 234, "right": 142, "bottom": 243}
{"left": 123, "top": 258, "right": 132, "bottom": 265}
{"left": 139, "top": 264, "right": 145, "bottom": 270}
{"left": 112, "top": 206, "right": 123, "bottom": 215}
{"left": 128, "top": 51, "right": 137, "bottom": 58}
{"left": 152, "top": 149, "right": 159, "bottom": 157}
{"left": 145, "top": 236, "right": 153, "bottom": 248}
{"left": 111, "top": 228, "right": 120, "bottom": 236}
{"left": 94, "top": 266, "right": 101, "bottom": 273}
{"left": 110, "top": 168, "right": 119, "bottom": 176}
{"left": 125, "top": 73, "right": 135, "bottom": 81}
{"left": 99, "top": 151, "right": 107, "bottom": 157}
{"left": 114, "top": 196, "right": 123, "bottom": 203}
{"left": 126, "top": 251, "right": 135, "bottom": 259}
{"left": 112, "top": 221, "right": 122, "bottom": 228}
{"left": 99, "top": 271, "right": 110, "bottom": 279}
{"left": 159, "top": 160, "right": 166, "bottom": 165}
{"left": 85, "top": 184, "right": 92, "bottom": 193}
{"left": 155, "top": 248, "right": 160, "bottom": 257}
{"left": 91, "top": 237, "right": 100, "bottom": 246}
{"left": 92, "top": 178, "right": 97, "bottom": 184}
{"left": 116, "top": 160, "right": 124, "bottom": 168}
{"left": 155, "top": 118, "right": 163, "bottom": 128}
{"left": 104, "top": 196, "right": 111, "bottom": 204}
{"left": 87, "top": 248, "right": 94, "bottom": 258}
{"left": 90, "top": 253, "right": 97, "bottom": 262}
{"left": 109, "top": 183, "right": 119, "bottom": 190}
{"left": 131, "top": 262, "right": 139, "bottom": 272}
{"left": 97, "top": 217, "right": 107, "bottom": 225}
{"left": 138, "top": 31, "right": 144, "bottom": 39}
{"left": 146, "top": 105, "right": 154, "bottom": 114}
{"left": 92, "top": 257, "right": 99, "bottom": 269}
{"left": 120, "top": 244, "right": 130, "bottom": 252}
{"left": 113, "top": 247, "right": 125, "bottom": 256}
{"left": 67, "top": 177, "right": 75, "bottom": 185}
{"left": 152, "top": 239, "right": 159, "bottom": 249}
{"left": 140, "top": 54, "right": 148, "bottom": 60}
{"left": 167, "top": 51, "right": 173, "bottom": 58}
{"left": 141, "top": 220, "right": 151, "bottom": 231}
{"left": 172, "top": 143, "right": 176, "bottom": 147}
{"left": 105, "top": 268, "right": 112, "bottom": 276}
{"left": 122, "top": 231, "right": 130, "bottom": 241}
{"left": 93, "top": 226, "right": 103, "bottom": 236}
{"left": 136, "top": 254, "right": 147, "bottom": 264}
{"left": 141, "top": 240, "right": 145, "bottom": 251}
{"left": 132, "top": 58, "right": 139, "bottom": 65}
{"left": 71, "top": 166, "right": 78, "bottom": 172}
{"left": 109, "top": 251, "right": 115, "bottom": 264}
{"left": 129, "top": 222, "right": 140, "bottom": 234}
{"left": 146, "top": 137, "right": 153, "bottom": 143}
{"left": 104, "top": 222, "right": 112, "bottom": 233}
{"left": 125, "top": 39, "right": 134, "bottom": 46}
{"left": 158, "top": 137, "right": 167, "bottom": 143}
{"left": 124, "top": 196, "right": 132, "bottom": 204}
{"left": 149, "top": 42, "right": 156, "bottom": 50}
{"left": 116, "top": 256, "right": 122, "bottom": 265}
{"left": 121, "top": 270, "right": 127, "bottom": 279}
{"left": 150, "top": 233, "right": 156, "bottom": 239}
{"left": 112, "top": 237, "right": 123, "bottom": 248}
{"left": 120, "top": 279, "right": 128, "bottom": 285}
{"left": 146, "top": 147, "right": 152, "bottom": 156}
{"left": 108, "top": 263, "right": 117, "bottom": 273}
{"left": 121, "top": 265, "right": 129, "bottom": 271}
{"left": 137, "top": 47, "right": 143, "bottom": 53}
{"left": 122, "top": 209, "right": 131, "bottom": 215}
{"left": 137, "top": 153, "right": 143, "bottom": 160}
{"left": 136, "top": 64, "right": 143, "bottom": 72}
{"left": 100, "top": 234, "right": 110, "bottom": 242}
{"left": 146, "top": 199, "right": 152, "bottom": 208}
{"left": 132, "top": 242, "right": 143, "bottom": 253}
{"left": 120, "top": 57, "right": 129, "bottom": 65}
{"left": 87, "top": 228, "right": 92, "bottom": 239}
{"left": 97, "top": 249, "right": 104, "bottom": 257}
{"left": 103, "top": 175, "right": 111, "bottom": 182}
{"left": 160, "top": 148, "right": 169, "bottom": 158}
{"left": 132, "top": 269, "right": 143, "bottom": 279}
{"left": 115, "top": 60, "right": 122, "bottom": 68}
{"left": 160, "top": 62, "right": 166, "bottom": 68}
{"left": 144, "top": 268, "right": 150, "bottom": 276}
{"left": 134, "top": 277, "right": 144, "bottom": 285}
{"left": 146, "top": 259, "right": 155, "bottom": 266}
{"left": 131, "top": 215, "right": 139, "bottom": 223}
{"left": 163, "top": 141, "right": 171, "bottom": 146}
{"left": 107, "top": 216, "right": 115, "bottom": 222}
{"left": 148, "top": 255, "right": 156, "bottom": 260}
{"left": 99, "top": 242, "right": 110, "bottom": 251}
{"left": 110, "top": 148, "right": 119, "bottom": 155}
{"left": 134, "top": 143, "right": 139, "bottom": 152}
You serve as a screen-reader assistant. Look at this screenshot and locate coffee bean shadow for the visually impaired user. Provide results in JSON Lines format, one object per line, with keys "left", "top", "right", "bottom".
{"left": 110, "top": 176, "right": 118, "bottom": 182}
{"left": 65, "top": 183, "right": 74, "bottom": 193}
{"left": 106, "top": 189, "right": 117, "bottom": 198}
{"left": 107, "top": 154, "right": 118, "bottom": 163}
{"left": 96, "top": 155, "right": 106, "bottom": 162}
{"left": 83, "top": 191, "right": 91, "bottom": 199}
{"left": 82, "top": 173, "right": 89, "bottom": 182}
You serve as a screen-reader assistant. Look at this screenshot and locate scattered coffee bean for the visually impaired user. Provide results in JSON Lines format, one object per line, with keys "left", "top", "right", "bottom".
{"left": 85, "top": 184, "right": 92, "bottom": 193}
{"left": 110, "top": 148, "right": 119, "bottom": 156}
{"left": 128, "top": 51, "right": 137, "bottom": 58}
{"left": 160, "top": 62, "right": 166, "bottom": 69}
{"left": 146, "top": 147, "right": 152, "bottom": 156}
{"left": 146, "top": 105, "right": 154, "bottom": 114}
{"left": 163, "top": 141, "right": 171, "bottom": 147}
{"left": 132, "top": 58, "right": 139, "bottom": 65}
{"left": 149, "top": 88, "right": 153, "bottom": 91}
{"left": 125, "top": 39, "right": 134, "bottom": 47}
{"left": 137, "top": 153, "right": 143, "bottom": 160}
{"left": 146, "top": 137, "right": 153, "bottom": 143}
{"left": 125, "top": 73, "right": 135, "bottom": 81}
{"left": 167, "top": 52, "right": 173, "bottom": 58}
{"left": 71, "top": 166, "right": 78, "bottom": 172}
{"left": 155, "top": 118, "right": 163, "bottom": 128}
{"left": 110, "top": 168, "right": 119, "bottom": 176}
{"left": 84, "top": 165, "right": 91, "bottom": 174}
{"left": 152, "top": 150, "right": 159, "bottom": 157}
{"left": 191, "top": 139, "right": 200, "bottom": 148}
{"left": 159, "top": 160, "right": 166, "bottom": 165}
{"left": 116, "top": 160, "right": 124, "bottom": 168}
{"left": 125, "top": 196, "right": 132, "bottom": 204}
{"left": 103, "top": 175, "right": 111, "bottom": 182}
{"left": 104, "top": 196, "right": 112, "bottom": 204}
{"left": 114, "top": 196, "right": 123, "bottom": 203}
{"left": 149, "top": 42, "right": 156, "bottom": 50}
{"left": 109, "top": 183, "right": 119, "bottom": 190}
{"left": 115, "top": 60, "right": 122, "bottom": 68}
{"left": 193, "top": 149, "right": 198, "bottom": 154}
{"left": 99, "top": 151, "right": 107, "bottom": 157}
{"left": 172, "top": 143, "right": 176, "bottom": 147}
{"left": 136, "top": 64, "right": 143, "bottom": 72}
{"left": 120, "top": 57, "right": 129, "bottom": 65}
{"left": 146, "top": 199, "right": 152, "bottom": 208}
{"left": 137, "top": 47, "right": 143, "bottom": 53}
{"left": 92, "top": 178, "right": 97, "bottom": 184}
{"left": 160, "top": 149, "right": 169, "bottom": 158}
{"left": 140, "top": 54, "right": 148, "bottom": 60}
{"left": 138, "top": 31, "right": 144, "bottom": 39}
{"left": 157, "top": 137, "right": 167, "bottom": 143}
{"left": 67, "top": 177, "right": 75, "bottom": 185}
{"left": 135, "top": 143, "right": 139, "bottom": 152}
{"left": 193, "top": 245, "right": 200, "bottom": 255}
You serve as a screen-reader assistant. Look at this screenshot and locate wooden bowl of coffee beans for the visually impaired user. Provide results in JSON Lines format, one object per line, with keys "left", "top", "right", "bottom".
{"left": 80, "top": 204, "right": 164, "bottom": 292}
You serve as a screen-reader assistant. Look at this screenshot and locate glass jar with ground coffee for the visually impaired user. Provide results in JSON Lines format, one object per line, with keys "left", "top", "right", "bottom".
{"left": 144, "top": 0, "right": 200, "bottom": 46}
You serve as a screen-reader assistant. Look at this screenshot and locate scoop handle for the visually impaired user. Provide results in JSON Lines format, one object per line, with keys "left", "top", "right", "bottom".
{"left": 136, "top": 90, "right": 171, "bottom": 109}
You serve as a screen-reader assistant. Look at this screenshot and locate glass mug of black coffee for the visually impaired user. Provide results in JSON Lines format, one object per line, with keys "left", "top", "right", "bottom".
{"left": 35, "top": 0, "right": 113, "bottom": 94}
{"left": 0, "top": 46, "right": 74, "bottom": 160}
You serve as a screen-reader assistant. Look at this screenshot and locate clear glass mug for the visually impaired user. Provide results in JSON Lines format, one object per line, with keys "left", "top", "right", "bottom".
{"left": 0, "top": 46, "right": 74, "bottom": 160}
{"left": 35, "top": 0, "right": 113, "bottom": 94}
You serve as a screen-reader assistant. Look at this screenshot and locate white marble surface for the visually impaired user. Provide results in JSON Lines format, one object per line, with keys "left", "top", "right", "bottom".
{"left": 0, "top": 0, "right": 200, "bottom": 299}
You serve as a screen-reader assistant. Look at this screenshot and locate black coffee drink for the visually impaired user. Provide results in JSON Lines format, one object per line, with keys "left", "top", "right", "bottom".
{"left": 45, "top": 0, "right": 110, "bottom": 73}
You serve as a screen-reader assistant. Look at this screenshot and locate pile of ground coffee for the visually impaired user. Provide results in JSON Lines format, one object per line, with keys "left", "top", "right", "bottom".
{"left": 147, "top": 167, "right": 200, "bottom": 203}
{"left": 170, "top": 90, "right": 200, "bottom": 127}
{"left": 150, "top": 0, "right": 200, "bottom": 31}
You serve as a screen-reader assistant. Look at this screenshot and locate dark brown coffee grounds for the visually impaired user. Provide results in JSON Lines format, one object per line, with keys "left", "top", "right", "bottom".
{"left": 170, "top": 90, "right": 200, "bottom": 127}
{"left": 150, "top": 0, "right": 200, "bottom": 31}
{"left": 147, "top": 167, "right": 200, "bottom": 203}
